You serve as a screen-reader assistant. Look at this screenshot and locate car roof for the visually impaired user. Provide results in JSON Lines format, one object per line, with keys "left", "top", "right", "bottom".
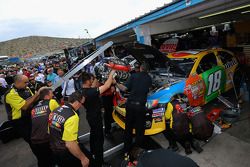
{"left": 167, "top": 48, "right": 228, "bottom": 59}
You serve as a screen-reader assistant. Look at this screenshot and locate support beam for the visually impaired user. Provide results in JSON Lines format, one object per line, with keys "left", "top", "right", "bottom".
{"left": 104, "top": 143, "right": 124, "bottom": 158}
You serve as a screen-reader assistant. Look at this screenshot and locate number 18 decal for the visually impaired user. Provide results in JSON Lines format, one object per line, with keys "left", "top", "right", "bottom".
{"left": 207, "top": 70, "right": 221, "bottom": 95}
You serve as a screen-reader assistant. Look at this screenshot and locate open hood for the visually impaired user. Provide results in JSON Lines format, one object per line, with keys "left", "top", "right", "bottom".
{"left": 124, "top": 43, "right": 185, "bottom": 75}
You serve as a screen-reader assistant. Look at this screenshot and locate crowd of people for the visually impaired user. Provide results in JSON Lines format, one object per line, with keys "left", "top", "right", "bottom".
{"left": 0, "top": 53, "right": 118, "bottom": 167}
{"left": 0, "top": 48, "right": 201, "bottom": 167}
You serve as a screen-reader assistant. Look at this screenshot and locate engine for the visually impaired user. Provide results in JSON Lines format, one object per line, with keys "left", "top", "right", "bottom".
{"left": 149, "top": 68, "right": 185, "bottom": 92}
{"left": 94, "top": 57, "right": 131, "bottom": 83}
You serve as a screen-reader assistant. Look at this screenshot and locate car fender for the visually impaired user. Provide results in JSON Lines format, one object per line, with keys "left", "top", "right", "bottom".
{"left": 148, "top": 80, "right": 186, "bottom": 104}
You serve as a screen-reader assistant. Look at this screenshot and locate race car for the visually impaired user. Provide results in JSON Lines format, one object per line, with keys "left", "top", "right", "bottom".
{"left": 112, "top": 43, "right": 239, "bottom": 135}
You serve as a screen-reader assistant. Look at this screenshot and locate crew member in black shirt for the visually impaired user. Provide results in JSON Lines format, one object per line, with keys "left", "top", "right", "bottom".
{"left": 81, "top": 70, "right": 115, "bottom": 167}
{"left": 115, "top": 63, "right": 152, "bottom": 156}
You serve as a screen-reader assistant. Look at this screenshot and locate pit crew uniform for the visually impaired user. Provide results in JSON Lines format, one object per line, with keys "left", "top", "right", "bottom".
{"left": 101, "top": 86, "right": 115, "bottom": 136}
{"left": 31, "top": 99, "right": 59, "bottom": 167}
{"left": 81, "top": 87, "right": 104, "bottom": 167}
{"left": 49, "top": 104, "right": 92, "bottom": 167}
{"left": 164, "top": 101, "right": 191, "bottom": 153}
{"left": 4, "top": 86, "right": 34, "bottom": 144}
{"left": 124, "top": 71, "right": 152, "bottom": 153}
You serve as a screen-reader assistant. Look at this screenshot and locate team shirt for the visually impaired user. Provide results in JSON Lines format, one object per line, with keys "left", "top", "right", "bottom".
{"left": 31, "top": 99, "right": 59, "bottom": 144}
{"left": 5, "top": 87, "right": 33, "bottom": 120}
{"left": 49, "top": 104, "right": 79, "bottom": 151}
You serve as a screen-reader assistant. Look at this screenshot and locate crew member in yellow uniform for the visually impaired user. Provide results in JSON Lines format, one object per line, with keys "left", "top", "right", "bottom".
{"left": 31, "top": 88, "right": 60, "bottom": 167}
{"left": 4, "top": 74, "right": 44, "bottom": 145}
{"left": 49, "top": 91, "right": 92, "bottom": 167}
{"left": 164, "top": 101, "right": 205, "bottom": 154}
{"left": 164, "top": 100, "right": 191, "bottom": 154}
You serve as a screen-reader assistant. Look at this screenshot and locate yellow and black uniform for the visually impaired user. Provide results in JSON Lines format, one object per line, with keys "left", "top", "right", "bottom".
{"left": 31, "top": 99, "right": 59, "bottom": 167}
{"left": 165, "top": 101, "right": 208, "bottom": 154}
{"left": 31, "top": 99, "right": 59, "bottom": 143}
{"left": 49, "top": 104, "right": 92, "bottom": 167}
{"left": 165, "top": 102, "right": 190, "bottom": 138}
{"left": 4, "top": 86, "right": 33, "bottom": 143}
{"left": 164, "top": 101, "right": 191, "bottom": 154}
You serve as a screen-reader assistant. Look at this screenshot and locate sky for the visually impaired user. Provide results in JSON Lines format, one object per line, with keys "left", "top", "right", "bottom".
{"left": 0, "top": 0, "right": 171, "bottom": 42}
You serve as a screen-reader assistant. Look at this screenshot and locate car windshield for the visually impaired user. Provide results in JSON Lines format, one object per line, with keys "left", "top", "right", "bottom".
{"left": 169, "top": 58, "right": 195, "bottom": 77}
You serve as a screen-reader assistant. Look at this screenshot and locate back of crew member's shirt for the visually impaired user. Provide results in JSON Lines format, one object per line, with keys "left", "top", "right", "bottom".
{"left": 125, "top": 72, "right": 152, "bottom": 104}
{"left": 31, "top": 99, "right": 59, "bottom": 144}
{"left": 81, "top": 87, "right": 102, "bottom": 120}
{"left": 49, "top": 104, "right": 79, "bottom": 151}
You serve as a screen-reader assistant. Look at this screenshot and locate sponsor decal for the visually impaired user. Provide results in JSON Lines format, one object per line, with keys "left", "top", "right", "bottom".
{"left": 154, "top": 117, "right": 163, "bottom": 123}
{"left": 49, "top": 112, "right": 65, "bottom": 129}
{"left": 152, "top": 112, "right": 163, "bottom": 118}
{"left": 152, "top": 108, "right": 165, "bottom": 113}
{"left": 31, "top": 106, "right": 48, "bottom": 118}
{"left": 160, "top": 38, "right": 178, "bottom": 53}
{"left": 224, "top": 58, "right": 237, "bottom": 69}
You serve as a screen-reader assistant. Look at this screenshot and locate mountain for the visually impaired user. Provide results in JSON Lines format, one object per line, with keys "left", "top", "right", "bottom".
{"left": 0, "top": 36, "right": 89, "bottom": 57}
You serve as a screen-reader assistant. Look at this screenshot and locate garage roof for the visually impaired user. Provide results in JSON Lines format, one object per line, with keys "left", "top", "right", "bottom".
{"left": 95, "top": 0, "right": 205, "bottom": 42}
{"left": 95, "top": 0, "right": 250, "bottom": 44}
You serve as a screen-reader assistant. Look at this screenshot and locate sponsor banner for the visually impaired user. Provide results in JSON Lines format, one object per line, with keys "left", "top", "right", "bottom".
{"left": 160, "top": 38, "right": 179, "bottom": 53}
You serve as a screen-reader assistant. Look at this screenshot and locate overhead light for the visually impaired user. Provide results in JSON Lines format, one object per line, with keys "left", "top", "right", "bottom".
{"left": 221, "top": 21, "right": 231, "bottom": 25}
{"left": 193, "top": 24, "right": 214, "bottom": 30}
{"left": 241, "top": 10, "right": 250, "bottom": 14}
{"left": 199, "top": 4, "right": 250, "bottom": 19}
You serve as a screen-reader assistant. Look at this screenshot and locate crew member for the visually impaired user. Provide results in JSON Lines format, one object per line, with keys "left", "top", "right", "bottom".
{"left": 4, "top": 74, "right": 43, "bottom": 145}
{"left": 49, "top": 91, "right": 91, "bottom": 167}
{"left": 81, "top": 70, "right": 115, "bottom": 167}
{"left": 164, "top": 100, "right": 192, "bottom": 154}
{"left": 31, "top": 88, "right": 60, "bottom": 167}
{"left": 102, "top": 85, "right": 115, "bottom": 138}
{"left": 115, "top": 63, "right": 152, "bottom": 156}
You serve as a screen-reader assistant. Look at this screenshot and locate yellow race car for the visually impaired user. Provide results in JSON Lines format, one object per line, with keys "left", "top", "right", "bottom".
{"left": 113, "top": 44, "right": 239, "bottom": 135}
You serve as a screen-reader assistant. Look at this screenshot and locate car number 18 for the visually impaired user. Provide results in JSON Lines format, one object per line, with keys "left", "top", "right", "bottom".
{"left": 207, "top": 70, "right": 222, "bottom": 96}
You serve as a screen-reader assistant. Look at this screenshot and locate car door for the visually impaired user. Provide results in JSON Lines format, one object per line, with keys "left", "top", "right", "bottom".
{"left": 216, "top": 50, "right": 238, "bottom": 92}
{"left": 196, "top": 53, "right": 226, "bottom": 104}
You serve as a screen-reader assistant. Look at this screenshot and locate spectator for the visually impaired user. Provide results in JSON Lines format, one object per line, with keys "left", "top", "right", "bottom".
{"left": 62, "top": 77, "right": 75, "bottom": 101}
{"left": 46, "top": 68, "right": 58, "bottom": 84}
